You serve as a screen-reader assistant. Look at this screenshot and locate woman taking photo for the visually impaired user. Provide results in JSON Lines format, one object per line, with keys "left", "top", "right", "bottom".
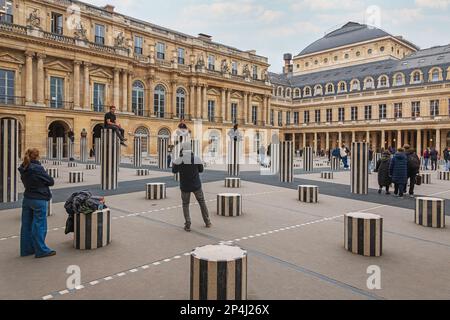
{"left": 18, "top": 148, "right": 56, "bottom": 258}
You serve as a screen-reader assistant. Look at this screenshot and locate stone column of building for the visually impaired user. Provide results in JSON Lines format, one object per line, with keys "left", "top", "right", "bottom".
{"left": 25, "top": 51, "right": 34, "bottom": 105}
{"left": 436, "top": 129, "right": 441, "bottom": 152}
{"left": 381, "top": 130, "right": 385, "bottom": 150}
{"left": 262, "top": 96, "right": 268, "bottom": 126}
{"left": 243, "top": 92, "right": 248, "bottom": 124}
{"left": 188, "top": 84, "right": 195, "bottom": 119}
{"left": 221, "top": 88, "right": 226, "bottom": 122}
{"left": 113, "top": 68, "right": 120, "bottom": 108}
{"left": 83, "top": 63, "right": 91, "bottom": 110}
{"left": 397, "top": 130, "right": 402, "bottom": 149}
{"left": 36, "top": 53, "right": 46, "bottom": 106}
{"left": 326, "top": 132, "right": 330, "bottom": 152}
{"left": 352, "top": 131, "right": 356, "bottom": 143}
{"left": 73, "top": 61, "right": 81, "bottom": 110}
{"left": 202, "top": 85, "right": 208, "bottom": 120}
{"left": 196, "top": 85, "right": 202, "bottom": 119}
{"left": 146, "top": 75, "right": 154, "bottom": 117}
{"left": 417, "top": 129, "right": 422, "bottom": 155}
{"left": 122, "top": 70, "right": 128, "bottom": 113}
{"left": 247, "top": 93, "right": 253, "bottom": 124}
{"left": 314, "top": 132, "right": 318, "bottom": 154}
{"left": 226, "top": 90, "right": 231, "bottom": 122}
{"left": 338, "top": 132, "right": 342, "bottom": 146}
{"left": 170, "top": 81, "right": 177, "bottom": 118}
{"left": 127, "top": 72, "right": 133, "bottom": 114}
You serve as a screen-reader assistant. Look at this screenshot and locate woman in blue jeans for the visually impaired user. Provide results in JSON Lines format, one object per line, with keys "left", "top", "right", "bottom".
{"left": 18, "top": 148, "right": 56, "bottom": 258}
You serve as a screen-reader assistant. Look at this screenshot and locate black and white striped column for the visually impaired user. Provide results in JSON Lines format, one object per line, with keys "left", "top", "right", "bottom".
{"left": 331, "top": 157, "right": 340, "bottom": 171}
{"left": 146, "top": 183, "right": 166, "bottom": 200}
{"left": 227, "top": 140, "right": 241, "bottom": 177}
{"left": 270, "top": 143, "right": 280, "bottom": 175}
{"left": 46, "top": 168, "right": 59, "bottom": 179}
{"left": 80, "top": 136, "right": 88, "bottom": 163}
{"left": 298, "top": 185, "right": 318, "bottom": 203}
{"left": 52, "top": 160, "right": 62, "bottom": 166}
{"left": 69, "top": 171, "right": 84, "bottom": 183}
{"left": 321, "top": 171, "right": 334, "bottom": 180}
{"left": 303, "top": 147, "right": 313, "bottom": 172}
{"left": 190, "top": 244, "right": 247, "bottom": 300}
{"left": 95, "top": 138, "right": 101, "bottom": 164}
{"left": 1, "top": 118, "right": 19, "bottom": 203}
{"left": 47, "top": 199, "right": 53, "bottom": 217}
{"left": 225, "top": 177, "right": 241, "bottom": 188}
{"left": 158, "top": 138, "right": 169, "bottom": 170}
{"left": 420, "top": 172, "right": 432, "bottom": 184}
{"left": 191, "top": 139, "right": 201, "bottom": 158}
{"left": 415, "top": 197, "right": 445, "bottom": 228}
{"left": 351, "top": 142, "right": 369, "bottom": 195}
{"left": 68, "top": 162, "right": 78, "bottom": 168}
{"left": 56, "top": 137, "right": 63, "bottom": 161}
{"left": 217, "top": 193, "right": 242, "bottom": 217}
{"left": 137, "top": 169, "right": 149, "bottom": 176}
{"left": 133, "top": 137, "right": 142, "bottom": 168}
{"left": 68, "top": 141, "right": 74, "bottom": 160}
{"left": 280, "top": 141, "right": 294, "bottom": 183}
{"left": 344, "top": 212, "right": 383, "bottom": 257}
{"left": 86, "top": 164, "right": 97, "bottom": 170}
{"left": 438, "top": 171, "right": 450, "bottom": 181}
{"left": 101, "top": 129, "right": 118, "bottom": 190}
{"left": 47, "top": 137, "right": 54, "bottom": 159}
{"left": 74, "top": 209, "right": 112, "bottom": 250}
{"left": 373, "top": 153, "right": 381, "bottom": 166}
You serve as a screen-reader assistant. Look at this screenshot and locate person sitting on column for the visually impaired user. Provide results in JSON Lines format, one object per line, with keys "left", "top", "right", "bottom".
{"left": 18, "top": 149, "right": 56, "bottom": 258}
{"left": 172, "top": 142, "right": 212, "bottom": 232}
{"left": 104, "top": 106, "right": 128, "bottom": 146}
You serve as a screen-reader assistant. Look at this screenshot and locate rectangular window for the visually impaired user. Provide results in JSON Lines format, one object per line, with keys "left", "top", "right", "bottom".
{"left": 232, "top": 61, "right": 238, "bottom": 76}
{"left": 176, "top": 91, "right": 185, "bottom": 118}
{"left": 51, "top": 13, "right": 63, "bottom": 35}
{"left": 412, "top": 101, "right": 420, "bottom": 118}
{"left": 0, "top": 0, "right": 13, "bottom": 23}
{"left": 315, "top": 110, "right": 321, "bottom": 123}
{"left": 252, "top": 66, "right": 258, "bottom": 80}
{"left": 134, "top": 36, "right": 143, "bottom": 55}
{"left": 430, "top": 100, "right": 439, "bottom": 117}
{"left": 0, "top": 68, "right": 15, "bottom": 104}
{"left": 208, "top": 100, "right": 215, "bottom": 122}
{"left": 379, "top": 104, "right": 387, "bottom": 119}
{"left": 156, "top": 42, "right": 165, "bottom": 60}
{"left": 270, "top": 110, "right": 274, "bottom": 126}
{"left": 252, "top": 106, "right": 258, "bottom": 125}
{"left": 178, "top": 48, "right": 185, "bottom": 65}
{"left": 278, "top": 112, "right": 283, "bottom": 126}
{"left": 50, "top": 77, "right": 64, "bottom": 109}
{"left": 208, "top": 55, "right": 215, "bottom": 70}
{"left": 351, "top": 106, "right": 358, "bottom": 121}
{"left": 132, "top": 84, "right": 144, "bottom": 116}
{"left": 338, "top": 107, "right": 345, "bottom": 122}
{"left": 231, "top": 103, "right": 237, "bottom": 124}
{"left": 286, "top": 111, "right": 291, "bottom": 125}
{"left": 95, "top": 24, "right": 105, "bottom": 45}
{"left": 394, "top": 103, "right": 403, "bottom": 119}
{"left": 93, "top": 83, "right": 105, "bottom": 112}
{"left": 304, "top": 110, "right": 310, "bottom": 124}
{"left": 364, "top": 105, "right": 372, "bottom": 120}
{"left": 294, "top": 112, "right": 299, "bottom": 125}
{"left": 326, "top": 109, "right": 332, "bottom": 123}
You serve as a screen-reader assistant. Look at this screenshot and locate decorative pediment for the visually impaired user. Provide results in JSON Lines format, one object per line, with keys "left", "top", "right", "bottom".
{"left": 90, "top": 67, "right": 113, "bottom": 79}
{"left": 207, "top": 88, "right": 220, "bottom": 96}
{"left": 44, "top": 60, "right": 71, "bottom": 72}
{"left": 231, "top": 91, "right": 243, "bottom": 99}
{"left": 252, "top": 95, "right": 263, "bottom": 102}
{"left": 0, "top": 53, "right": 24, "bottom": 65}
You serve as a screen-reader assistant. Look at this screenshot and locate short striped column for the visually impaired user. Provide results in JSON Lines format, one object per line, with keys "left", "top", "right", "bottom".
{"left": 225, "top": 177, "right": 241, "bottom": 188}
{"left": 190, "top": 244, "right": 247, "bottom": 300}
{"left": 217, "top": 193, "right": 242, "bottom": 217}
{"left": 270, "top": 143, "right": 280, "bottom": 175}
{"left": 74, "top": 209, "right": 112, "bottom": 250}
{"left": 95, "top": 138, "right": 101, "bottom": 164}
{"left": 41, "top": 159, "right": 49, "bottom": 165}
{"left": 438, "top": 171, "right": 450, "bottom": 181}
{"left": 158, "top": 138, "right": 169, "bottom": 170}
{"left": 47, "top": 199, "right": 53, "bottom": 217}
{"left": 133, "top": 136, "right": 142, "bottom": 168}
{"left": 47, "top": 137, "right": 54, "bottom": 159}
{"left": 420, "top": 157, "right": 426, "bottom": 171}
{"left": 146, "top": 183, "right": 166, "bottom": 200}
{"left": 52, "top": 160, "right": 62, "bottom": 166}
{"left": 68, "top": 162, "right": 78, "bottom": 168}
{"left": 68, "top": 141, "right": 74, "bottom": 160}
{"left": 279, "top": 141, "right": 294, "bottom": 183}
{"left": 86, "top": 164, "right": 97, "bottom": 170}
{"left": 420, "top": 172, "right": 432, "bottom": 184}
{"left": 46, "top": 168, "right": 59, "bottom": 179}
{"left": 137, "top": 169, "right": 149, "bottom": 176}
{"left": 1, "top": 118, "right": 19, "bottom": 203}
{"left": 298, "top": 185, "right": 318, "bottom": 203}
{"left": 80, "top": 136, "right": 88, "bottom": 163}
{"left": 56, "top": 137, "right": 63, "bottom": 160}
{"left": 321, "top": 171, "right": 334, "bottom": 180}
{"left": 344, "top": 212, "right": 383, "bottom": 257}
{"left": 351, "top": 142, "right": 369, "bottom": 195}
{"left": 331, "top": 157, "right": 340, "bottom": 171}
{"left": 69, "top": 171, "right": 84, "bottom": 183}
{"left": 227, "top": 139, "right": 241, "bottom": 177}
{"left": 303, "top": 147, "right": 313, "bottom": 172}
{"left": 101, "top": 129, "right": 118, "bottom": 190}
{"left": 415, "top": 197, "right": 445, "bottom": 228}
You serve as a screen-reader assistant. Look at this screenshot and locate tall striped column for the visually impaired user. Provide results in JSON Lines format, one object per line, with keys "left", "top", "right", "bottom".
{"left": 270, "top": 143, "right": 280, "bottom": 175}
{"left": 331, "top": 156, "right": 340, "bottom": 171}
{"left": 95, "top": 138, "right": 102, "bottom": 164}
{"left": 191, "top": 139, "right": 200, "bottom": 158}
{"left": 68, "top": 141, "right": 74, "bottom": 160}
{"left": 351, "top": 142, "right": 369, "bottom": 195}
{"left": 190, "top": 244, "right": 247, "bottom": 300}
{"left": 56, "top": 137, "right": 63, "bottom": 160}
{"left": 133, "top": 137, "right": 142, "bottom": 168}
{"left": 279, "top": 141, "right": 294, "bottom": 183}
{"left": 47, "top": 137, "right": 54, "bottom": 159}
{"left": 101, "top": 129, "right": 118, "bottom": 190}
{"left": 303, "top": 147, "right": 313, "bottom": 172}
{"left": 80, "top": 136, "right": 88, "bottom": 163}
{"left": 158, "top": 138, "right": 169, "bottom": 170}
{"left": 1, "top": 118, "right": 19, "bottom": 203}
{"left": 227, "top": 139, "right": 241, "bottom": 177}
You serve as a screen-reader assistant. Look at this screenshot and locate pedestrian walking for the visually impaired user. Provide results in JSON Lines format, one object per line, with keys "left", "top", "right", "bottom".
{"left": 389, "top": 147, "right": 408, "bottom": 198}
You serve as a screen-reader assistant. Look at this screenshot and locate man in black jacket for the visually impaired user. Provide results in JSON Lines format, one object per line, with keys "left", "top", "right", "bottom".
{"left": 404, "top": 144, "right": 420, "bottom": 197}
{"left": 172, "top": 142, "right": 211, "bottom": 232}
{"left": 104, "top": 106, "right": 127, "bottom": 146}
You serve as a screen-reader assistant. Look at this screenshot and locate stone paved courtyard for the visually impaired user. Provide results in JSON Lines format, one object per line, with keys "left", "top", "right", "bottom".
{"left": 1, "top": 161, "right": 449, "bottom": 300}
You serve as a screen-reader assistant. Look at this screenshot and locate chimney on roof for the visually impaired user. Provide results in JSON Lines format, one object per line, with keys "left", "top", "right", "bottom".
{"left": 283, "top": 53, "right": 293, "bottom": 74}
{"left": 198, "top": 33, "right": 212, "bottom": 41}
{"left": 103, "top": 5, "right": 115, "bottom": 13}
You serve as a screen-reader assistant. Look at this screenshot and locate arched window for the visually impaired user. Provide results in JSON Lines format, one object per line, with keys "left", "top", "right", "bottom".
{"left": 379, "top": 76, "right": 388, "bottom": 88}
{"left": 154, "top": 85, "right": 166, "bottom": 118}
{"left": 277, "top": 87, "right": 283, "bottom": 96}
{"left": 135, "top": 126, "right": 149, "bottom": 155}
{"left": 351, "top": 80, "right": 360, "bottom": 91}
{"left": 412, "top": 71, "right": 421, "bottom": 83}
{"left": 176, "top": 88, "right": 186, "bottom": 119}
{"left": 314, "top": 85, "right": 323, "bottom": 96}
{"left": 286, "top": 88, "right": 292, "bottom": 98}
{"left": 431, "top": 68, "right": 440, "bottom": 82}
{"left": 395, "top": 73, "right": 404, "bottom": 86}
{"left": 304, "top": 87, "right": 311, "bottom": 96}
{"left": 364, "top": 78, "right": 374, "bottom": 89}
{"left": 293, "top": 88, "right": 301, "bottom": 98}
{"left": 327, "top": 84, "right": 334, "bottom": 94}
{"left": 132, "top": 81, "right": 145, "bottom": 116}
{"left": 338, "top": 82, "right": 346, "bottom": 93}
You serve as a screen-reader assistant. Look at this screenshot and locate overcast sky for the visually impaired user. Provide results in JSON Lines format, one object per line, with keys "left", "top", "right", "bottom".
{"left": 87, "top": 0, "right": 450, "bottom": 73}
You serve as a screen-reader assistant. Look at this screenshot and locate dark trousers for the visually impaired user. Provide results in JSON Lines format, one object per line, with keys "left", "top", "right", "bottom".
{"left": 379, "top": 185, "right": 390, "bottom": 193}
{"left": 394, "top": 184, "right": 405, "bottom": 196}
{"left": 431, "top": 159, "right": 438, "bottom": 171}
{"left": 181, "top": 189, "right": 211, "bottom": 227}
{"left": 407, "top": 174, "right": 416, "bottom": 195}
{"left": 105, "top": 125, "right": 125, "bottom": 141}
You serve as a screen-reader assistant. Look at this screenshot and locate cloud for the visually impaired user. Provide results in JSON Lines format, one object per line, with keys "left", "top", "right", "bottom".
{"left": 415, "top": 0, "right": 450, "bottom": 9}
{"left": 292, "top": 0, "right": 365, "bottom": 12}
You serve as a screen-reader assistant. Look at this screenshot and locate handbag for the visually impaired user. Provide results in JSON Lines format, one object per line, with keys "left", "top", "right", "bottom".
{"left": 415, "top": 174, "right": 422, "bottom": 186}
